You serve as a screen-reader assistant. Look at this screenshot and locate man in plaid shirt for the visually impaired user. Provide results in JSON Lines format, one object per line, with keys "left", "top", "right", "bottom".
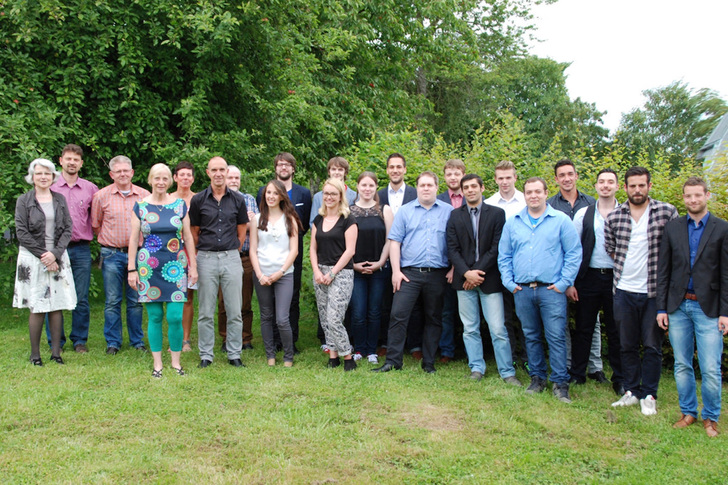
{"left": 604, "top": 166, "right": 678, "bottom": 415}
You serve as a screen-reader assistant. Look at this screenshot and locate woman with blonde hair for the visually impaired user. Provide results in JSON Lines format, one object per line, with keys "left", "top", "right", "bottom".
{"left": 310, "top": 178, "right": 358, "bottom": 370}
{"left": 14, "top": 158, "right": 77, "bottom": 365}
{"left": 128, "top": 163, "right": 198, "bottom": 377}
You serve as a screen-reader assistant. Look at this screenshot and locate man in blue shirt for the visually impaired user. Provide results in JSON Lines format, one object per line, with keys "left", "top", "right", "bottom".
{"left": 372, "top": 171, "right": 454, "bottom": 373}
{"left": 498, "top": 177, "right": 582, "bottom": 403}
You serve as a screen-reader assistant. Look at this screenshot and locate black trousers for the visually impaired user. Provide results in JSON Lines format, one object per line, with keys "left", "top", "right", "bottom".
{"left": 385, "top": 268, "right": 446, "bottom": 368}
{"left": 570, "top": 269, "right": 622, "bottom": 383}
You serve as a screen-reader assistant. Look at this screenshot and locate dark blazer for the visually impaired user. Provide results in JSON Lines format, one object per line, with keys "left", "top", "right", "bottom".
{"left": 446, "top": 202, "right": 505, "bottom": 294}
{"left": 15, "top": 190, "right": 73, "bottom": 261}
{"left": 378, "top": 184, "right": 416, "bottom": 208}
{"left": 437, "top": 191, "right": 453, "bottom": 205}
{"left": 257, "top": 182, "right": 311, "bottom": 235}
{"left": 656, "top": 214, "right": 728, "bottom": 318}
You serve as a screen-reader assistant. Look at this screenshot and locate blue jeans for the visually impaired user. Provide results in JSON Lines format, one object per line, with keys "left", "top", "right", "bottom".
{"left": 101, "top": 247, "right": 144, "bottom": 349}
{"left": 668, "top": 299, "right": 724, "bottom": 422}
{"left": 438, "top": 285, "right": 457, "bottom": 358}
{"left": 514, "top": 286, "right": 569, "bottom": 384}
{"left": 46, "top": 243, "right": 93, "bottom": 348}
{"left": 458, "top": 288, "right": 515, "bottom": 378}
{"left": 350, "top": 269, "right": 387, "bottom": 356}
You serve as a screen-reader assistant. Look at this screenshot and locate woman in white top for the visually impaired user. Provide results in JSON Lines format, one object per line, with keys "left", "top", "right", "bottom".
{"left": 250, "top": 180, "right": 302, "bottom": 366}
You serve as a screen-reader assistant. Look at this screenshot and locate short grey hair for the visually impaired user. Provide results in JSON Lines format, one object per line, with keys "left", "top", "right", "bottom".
{"left": 109, "top": 155, "right": 132, "bottom": 171}
{"left": 25, "top": 158, "right": 59, "bottom": 184}
{"left": 227, "top": 165, "right": 241, "bottom": 176}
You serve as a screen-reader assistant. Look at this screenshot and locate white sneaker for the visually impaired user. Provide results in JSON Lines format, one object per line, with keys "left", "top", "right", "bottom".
{"left": 640, "top": 395, "right": 657, "bottom": 415}
{"left": 353, "top": 352, "right": 363, "bottom": 361}
{"left": 367, "top": 354, "right": 379, "bottom": 364}
{"left": 320, "top": 344, "right": 329, "bottom": 353}
{"left": 612, "top": 390, "right": 639, "bottom": 407}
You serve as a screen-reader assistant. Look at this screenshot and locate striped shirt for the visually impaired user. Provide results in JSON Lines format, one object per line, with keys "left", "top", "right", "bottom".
{"left": 92, "top": 183, "right": 150, "bottom": 248}
{"left": 240, "top": 192, "right": 259, "bottom": 252}
{"left": 604, "top": 198, "right": 678, "bottom": 297}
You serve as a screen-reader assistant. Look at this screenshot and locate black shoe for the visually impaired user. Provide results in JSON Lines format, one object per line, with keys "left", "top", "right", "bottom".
{"left": 553, "top": 383, "right": 572, "bottom": 403}
{"left": 588, "top": 370, "right": 609, "bottom": 383}
{"left": 612, "top": 381, "right": 625, "bottom": 396}
{"left": 50, "top": 355, "right": 65, "bottom": 365}
{"left": 328, "top": 357, "right": 341, "bottom": 368}
{"left": 199, "top": 359, "right": 212, "bottom": 368}
{"left": 569, "top": 375, "right": 586, "bottom": 385}
{"left": 106, "top": 347, "right": 119, "bottom": 355}
{"left": 242, "top": 343, "right": 254, "bottom": 350}
{"left": 228, "top": 358, "right": 244, "bottom": 367}
{"left": 275, "top": 342, "right": 283, "bottom": 352}
{"left": 221, "top": 340, "right": 227, "bottom": 353}
{"left": 371, "top": 363, "right": 402, "bottom": 373}
{"left": 134, "top": 345, "right": 147, "bottom": 352}
{"left": 30, "top": 357, "right": 43, "bottom": 366}
{"left": 344, "top": 358, "right": 357, "bottom": 371}
{"left": 171, "top": 366, "right": 185, "bottom": 376}
{"left": 525, "top": 376, "right": 547, "bottom": 394}
{"left": 152, "top": 369, "right": 163, "bottom": 378}
{"left": 422, "top": 362, "right": 436, "bottom": 374}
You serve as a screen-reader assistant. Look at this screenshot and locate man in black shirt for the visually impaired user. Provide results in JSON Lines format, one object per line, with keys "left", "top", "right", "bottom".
{"left": 189, "top": 156, "right": 249, "bottom": 368}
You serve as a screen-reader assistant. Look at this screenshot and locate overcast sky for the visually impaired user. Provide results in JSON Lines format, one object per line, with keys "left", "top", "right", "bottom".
{"left": 528, "top": 0, "right": 728, "bottom": 133}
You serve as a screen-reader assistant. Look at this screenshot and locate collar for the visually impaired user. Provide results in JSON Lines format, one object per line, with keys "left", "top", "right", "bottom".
{"left": 687, "top": 212, "right": 710, "bottom": 228}
{"left": 388, "top": 183, "right": 405, "bottom": 194}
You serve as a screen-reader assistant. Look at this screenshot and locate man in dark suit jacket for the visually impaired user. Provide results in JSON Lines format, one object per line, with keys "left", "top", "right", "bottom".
{"left": 377, "top": 153, "right": 417, "bottom": 216}
{"left": 656, "top": 176, "right": 728, "bottom": 437}
{"left": 446, "top": 174, "right": 521, "bottom": 385}
{"left": 256, "top": 152, "right": 312, "bottom": 350}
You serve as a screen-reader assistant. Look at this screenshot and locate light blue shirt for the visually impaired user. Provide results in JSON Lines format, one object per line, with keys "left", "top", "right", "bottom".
{"left": 498, "top": 205, "right": 582, "bottom": 293}
{"left": 389, "top": 198, "right": 453, "bottom": 268}
{"left": 573, "top": 201, "right": 618, "bottom": 269}
{"left": 309, "top": 187, "right": 357, "bottom": 227}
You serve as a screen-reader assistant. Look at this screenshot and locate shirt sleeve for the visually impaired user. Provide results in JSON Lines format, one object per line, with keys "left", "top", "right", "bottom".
{"left": 188, "top": 194, "right": 201, "bottom": 227}
{"left": 497, "top": 219, "right": 517, "bottom": 293}
{"left": 388, "top": 206, "right": 406, "bottom": 243}
{"left": 556, "top": 218, "right": 583, "bottom": 292}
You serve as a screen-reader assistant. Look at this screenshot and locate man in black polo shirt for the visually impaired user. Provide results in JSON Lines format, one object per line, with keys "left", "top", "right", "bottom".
{"left": 189, "top": 156, "right": 249, "bottom": 368}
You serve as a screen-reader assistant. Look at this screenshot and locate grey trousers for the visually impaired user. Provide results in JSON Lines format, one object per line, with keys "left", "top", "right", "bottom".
{"left": 255, "top": 273, "right": 294, "bottom": 361}
{"left": 314, "top": 265, "right": 354, "bottom": 356}
{"left": 197, "top": 250, "right": 243, "bottom": 361}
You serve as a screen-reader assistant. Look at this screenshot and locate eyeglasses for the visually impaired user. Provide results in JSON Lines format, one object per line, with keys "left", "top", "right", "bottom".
{"left": 276, "top": 162, "right": 292, "bottom": 168}
{"left": 323, "top": 192, "right": 339, "bottom": 198}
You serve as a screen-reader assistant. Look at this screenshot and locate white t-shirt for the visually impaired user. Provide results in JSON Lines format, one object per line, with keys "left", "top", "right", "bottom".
{"left": 616, "top": 213, "right": 649, "bottom": 293}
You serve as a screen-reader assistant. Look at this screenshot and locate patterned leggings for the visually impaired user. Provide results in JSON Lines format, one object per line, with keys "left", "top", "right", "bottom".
{"left": 146, "top": 302, "right": 184, "bottom": 352}
{"left": 314, "top": 265, "right": 354, "bottom": 355}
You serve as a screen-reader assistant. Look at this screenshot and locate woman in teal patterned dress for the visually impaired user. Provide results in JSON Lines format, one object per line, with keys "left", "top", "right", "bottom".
{"left": 128, "top": 163, "right": 198, "bottom": 377}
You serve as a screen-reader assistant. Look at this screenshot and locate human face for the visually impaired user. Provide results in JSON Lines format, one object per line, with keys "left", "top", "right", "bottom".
{"left": 683, "top": 185, "right": 709, "bottom": 217}
{"left": 173, "top": 168, "right": 194, "bottom": 190}
{"left": 357, "top": 176, "right": 377, "bottom": 202}
{"left": 59, "top": 151, "right": 83, "bottom": 176}
{"left": 206, "top": 158, "right": 228, "bottom": 188}
{"left": 524, "top": 181, "right": 547, "bottom": 212}
{"left": 386, "top": 157, "right": 406, "bottom": 185}
{"left": 226, "top": 169, "right": 241, "bottom": 191}
{"left": 444, "top": 168, "right": 464, "bottom": 192}
{"left": 33, "top": 165, "right": 54, "bottom": 190}
{"left": 495, "top": 169, "right": 517, "bottom": 197}
{"left": 322, "top": 184, "right": 341, "bottom": 210}
{"left": 328, "top": 165, "right": 346, "bottom": 181}
{"left": 555, "top": 164, "right": 577, "bottom": 193}
{"left": 275, "top": 160, "right": 294, "bottom": 181}
{"left": 151, "top": 172, "right": 171, "bottom": 196}
{"left": 625, "top": 174, "right": 651, "bottom": 207}
{"left": 595, "top": 172, "right": 618, "bottom": 199}
{"left": 109, "top": 162, "right": 134, "bottom": 189}
{"left": 416, "top": 175, "right": 437, "bottom": 206}
{"left": 265, "top": 184, "right": 282, "bottom": 208}
{"left": 462, "top": 178, "right": 485, "bottom": 207}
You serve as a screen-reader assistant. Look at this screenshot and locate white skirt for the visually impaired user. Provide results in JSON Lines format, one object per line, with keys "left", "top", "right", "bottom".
{"left": 13, "top": 246, "right": 77, "bottom": 313}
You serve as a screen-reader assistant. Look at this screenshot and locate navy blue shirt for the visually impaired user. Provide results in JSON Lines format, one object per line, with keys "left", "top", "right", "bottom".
{"left": 189, "top": 186, "right": 249, "bottom": 251}
{"left": 687, "top": 213, "right": 710, "bottom": 292}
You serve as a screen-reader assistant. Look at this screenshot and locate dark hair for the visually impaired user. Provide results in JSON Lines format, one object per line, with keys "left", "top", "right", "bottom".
{"left": 460, "top": 173, "right": 484, "bottom": 189}
{"left": 61, "top": 144, "right": 83, "bottom": 158}
{"left": 328, "top": 156, "right": 350, "bottom": 176}
{"left": 274, "top": 152, "right": 296, "bottom": 170}
{"left": 356, "top": 171, "right": 382, "bottom": 216}
{"left": 624, "top": 166, "right": 650, "bottom": 185}
{"left": 258, "top": 180, "right": 303, "bottom": 237}
{"left": 554, "top": 158, "right": 575, "bottom": 175}
{"left": 416, "top": 170, "right": 439, "bottom": 187}
{"left": 596, "top": 168, "right": 618, "bottom": 182}
{"left": 174, "top": 160, "right": 195, "bottom": 176}
{"left": 387, "top": 153, "right": 406, "bottom": 168}
{"left": 683, "top": 176, "right": 709, "bottom": 193}
{"left": 523, "top": 176, "right": 548, "bottom": 192}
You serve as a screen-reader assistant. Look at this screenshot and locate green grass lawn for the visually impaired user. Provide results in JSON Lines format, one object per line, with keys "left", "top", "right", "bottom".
{"left": 1, "top": 264, "right": 726, "bottom": 484}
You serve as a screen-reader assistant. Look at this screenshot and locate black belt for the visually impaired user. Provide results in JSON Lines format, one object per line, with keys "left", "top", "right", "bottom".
{"left": 102, "top": 245, "right": 128, "bottom": 253}
{"left": 405, "top": 266, "right": 445, "bottom": 273}
{"left": 67, "top": 241, "right": 90, "bottom": 248}
{"left": 519, "top": 282, "right": 552, "bottom": 288}
{"left": 588, "top": 267, "right": 613, "bottom": 274}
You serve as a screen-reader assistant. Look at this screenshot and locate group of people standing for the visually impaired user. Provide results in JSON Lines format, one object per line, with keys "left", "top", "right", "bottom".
{"left": 13, "top": 146, "right": 727, "bottom": 437}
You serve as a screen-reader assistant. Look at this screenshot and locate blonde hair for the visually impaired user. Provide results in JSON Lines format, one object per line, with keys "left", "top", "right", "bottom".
{"left": 147, "top": 163, "right": 173, "bottom": 190}
{"left": 318, "top": 178, "right": 350, "bottom": 218}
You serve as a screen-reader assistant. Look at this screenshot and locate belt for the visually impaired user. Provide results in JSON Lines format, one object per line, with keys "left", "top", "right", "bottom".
{"left": 102, "top": 245, "right": 128, "bottom": 253}
{"left": 588, "top": 267, "right": 613, "bottom": 274}
{"left": 684, "top": 292, "right": 698, "bottom": 301}
{"left": 67, "top": 240, "right": 90, "bottom": 247}
{"left": 240, "top": 250, "right": 250, "bottom": 257}
{"left": 519, "top": 282, "right": 552, "bottom": 288}
{"left": 405, "top": 266, "right": 444, "bottom": 273}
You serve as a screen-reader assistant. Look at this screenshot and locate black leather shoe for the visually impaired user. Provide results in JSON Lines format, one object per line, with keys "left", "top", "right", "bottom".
{"left": 106, "top": 347, "right": 119, "bottom": 355}
{"left": 30, "top": 357, "right": 43, "bottom": 366}
{"left": 199, "top": 359, "right": 212, "bottom": 368}
{"left": 50, "top": 355, "right": 65, "bottom": 365}
{"left": 242, "top": 343, "right": 254, "bottom": 350}
{"left": 612, "top": 381, "right": 625, "bottom": 396}
{"left": 588, "top": 371, "right": 608, "bottom": 383}
{"left": 228, "top": 358, "right": 245, "bottom": 367}
{"left": 569, "top": 375, "right": 586, "bottom": 385}
{"left": 134, "top": 345, "right": 147, "bottom": 352}
{"left": 422, "top": 363, "right": 436, "bottom": 374}
{"left": 371, "top": 363, "right": 401, "bottom": 373}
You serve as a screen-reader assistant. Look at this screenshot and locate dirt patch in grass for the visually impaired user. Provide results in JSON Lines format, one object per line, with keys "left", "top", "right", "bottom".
{"left": 398, "top": 402, "right": 464, "bottom": 432}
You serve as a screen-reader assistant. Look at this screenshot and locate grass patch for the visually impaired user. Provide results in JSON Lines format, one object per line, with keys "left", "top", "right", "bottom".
{"left": 0, "top": 262, "right": 726, "bottom": 483}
